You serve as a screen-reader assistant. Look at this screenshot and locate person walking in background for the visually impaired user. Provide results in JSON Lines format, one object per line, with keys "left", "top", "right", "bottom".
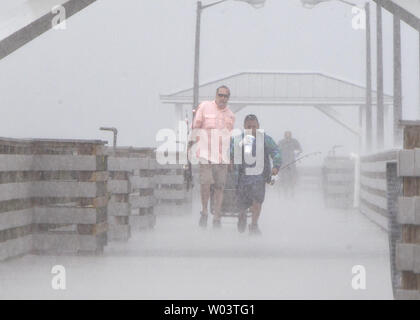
{"left": 277, "top": 131, "right": 302, "bottom": 197}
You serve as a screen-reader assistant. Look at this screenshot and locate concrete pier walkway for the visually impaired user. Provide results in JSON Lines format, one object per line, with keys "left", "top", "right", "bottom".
{"left": 0, "top": 186, "right": 392, "bottom": 299}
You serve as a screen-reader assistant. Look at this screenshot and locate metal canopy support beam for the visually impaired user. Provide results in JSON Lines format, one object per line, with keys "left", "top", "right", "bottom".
{"left": 0, "top": 0, "right": 97, "bottom": 61}
{"left": 229, "top": 104, "right": 248, "bottom": 114}
{"left": 377, "top": 2, "right": 385, "bottom": 150}
{"left": 394, "top": 14, "right": 403, "bottom": 146}
{"left": 359, "top": 105, "right": 364, "bottom": 153}
{"left": 366, "top": 2, "right": 373, "bottom": 151}
{"left": 373, "top": 0, "right": 420, "bottom": 32}
{"left": 314, "top": 105, "right": 360, "bottom": 137}
{"left": 175, "top": 103, "right": 184, "bottom": 131}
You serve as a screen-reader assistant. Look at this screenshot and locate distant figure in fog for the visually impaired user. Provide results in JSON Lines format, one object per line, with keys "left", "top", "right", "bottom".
{"left": 277, "top": 131, "right": 302, "bottom": 197}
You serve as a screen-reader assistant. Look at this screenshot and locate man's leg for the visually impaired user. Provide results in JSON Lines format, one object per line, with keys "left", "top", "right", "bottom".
{"left": 212, "top": 164, "right": 228, "bottom": 227}
{"left": 198, "top": 164, "right": 214, "bottom": 227}
{"left": 200, "top": 183, "right": 211, "bottom": 215}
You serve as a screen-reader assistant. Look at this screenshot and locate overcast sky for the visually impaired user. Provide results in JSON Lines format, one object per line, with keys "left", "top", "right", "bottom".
{"left": 0, "top": 0, "right": 418, "bottom": 161}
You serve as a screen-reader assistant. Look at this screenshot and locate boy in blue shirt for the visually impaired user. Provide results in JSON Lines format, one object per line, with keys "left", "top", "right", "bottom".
{"left": 231, "top": 114, "right": 282, "bottom": 235}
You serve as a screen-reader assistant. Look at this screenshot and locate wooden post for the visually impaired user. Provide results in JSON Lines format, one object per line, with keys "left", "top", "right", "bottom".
{"left": 401, "top": 123, "right": 420, "bottom": 291}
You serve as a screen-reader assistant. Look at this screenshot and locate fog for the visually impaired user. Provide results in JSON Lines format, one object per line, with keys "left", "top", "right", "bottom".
{"left": 0, "top": 186, "right": 392, "bottom": 299}
{"left": 0, "top": 0, "right": 417, "bottom": 300}
{"left": 0, "top": 0, "right": 418, "bottom": 156}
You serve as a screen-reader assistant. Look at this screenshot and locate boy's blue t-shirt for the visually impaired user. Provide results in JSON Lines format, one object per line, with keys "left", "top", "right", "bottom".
{"left": 231, "top": 132, "right": 282, "bottom": 185}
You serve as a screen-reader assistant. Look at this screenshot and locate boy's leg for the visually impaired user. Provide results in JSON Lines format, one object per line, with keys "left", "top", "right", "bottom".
{"left": 250, "top": 201, "right": 262, "bottom": 226}
{"left": 237, "top": 183, "right": 251, "bottom": 233}
{"left": 249, "top": 180, "right": 265, "bottom": 235}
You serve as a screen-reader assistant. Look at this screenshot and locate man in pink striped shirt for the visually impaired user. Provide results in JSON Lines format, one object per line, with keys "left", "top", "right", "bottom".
{"left": 191, "top": 85, "right": 235, "bottom": 228}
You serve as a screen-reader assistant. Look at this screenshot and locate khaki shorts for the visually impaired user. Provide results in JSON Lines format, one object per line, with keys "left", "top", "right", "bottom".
{"left": 199, "top": 164, "right": 228, "bottom": 188}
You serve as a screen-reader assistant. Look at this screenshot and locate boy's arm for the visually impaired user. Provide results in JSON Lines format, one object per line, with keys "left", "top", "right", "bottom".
{"left": 266, "top": 136, "right": 282, "bottom": 172}
{"left": 230, "top": 136, "right": 235, "bottom": 164}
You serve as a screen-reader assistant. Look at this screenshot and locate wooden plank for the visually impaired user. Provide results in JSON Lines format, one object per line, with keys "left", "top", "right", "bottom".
{"left": 360, "top": 175, "right": 387, "bottom": 192}
{"left": 360, "top": 149, "right": 398, "bottom": 162}
{"left": 398, "top": 149, "right": 416, "bottom": 176}
{"left": 360, "top": 161, "right": 387, "bottom": 173}
{"left": 0, "top": 155, "right": 98, "bottom": 171}
{"left": 32, "top": 234, "right": 101, "bottom": 252}
{"left": 32, "top": 181, "right": 99, "bottom": 198}
{"left": 398, "top": 197, "right": 420, "bottom": 225}
{"left": 129, "top": 176, "right": 156, "bottom": 189}
{"left": 89, "top": 171, "right": 108, "bottom": 182}
{"left": 154, "top": 189, "right": 186, "bottom": 200}
{"left": 108, "top": 225, "right": 130, "bottom": 242}
{"left": 401, "top": 125, "right": 420, "bottom": 290}
{"left": 31, "top": 155, "right": 98, "bottom": 171}
{"left": 77, "top": 222, "right": 108, "bottom": 235}
{"left": 396, "top": 243, "right": 420, "bottom": 272}
{"left": 108, "top": 180, "right": 129, "bottom": 194}
{"left": 107, "top": 201, "right": 130, "bottom": 216}
{"left": 395, "top": 289, "right": 420, "bottom": 300}
{"left": 0, "top": 235, "right": 32, "bottom": 262}
{"left": 0, "top": 181, "right": 102, "bottom": 201}
{"left": 33, "top": 206, "right": 97, "bottom": 224}
{"left": 360, "top": 188, "right": 387, "bottom": 210}
{"left": 107, "top": 157, "right": 149, "bottom": 171}
{"left": 129, "top": 195, "right": 155, "bottom": 209}
{"left": 0, "top": 208, "right": 33, "bottom": 231}
{"left": 129, "top": 215, "right": 155, "bottom": 231}
{"left": 154, "top": 175, "right": 185, "bottom": 185}
{"left": 359, "top": 201, "right": 389, "bottom": 231}
{"left": 0, "top": 155, "right": 32, "bottom": 171}
{"left": 325, "top": 174, "right": 354, "bottom": 182}
{"left": 0, "top": 182, "right": 31, "bottom": 202}
{"left": 325, "top": 185, "right": 353, "bottom": 194}
{"left": 154, "top": 163, "right": 185, "bottom": 170}
{"left": 92, "top": 196, "right": 108, "bottom": 208}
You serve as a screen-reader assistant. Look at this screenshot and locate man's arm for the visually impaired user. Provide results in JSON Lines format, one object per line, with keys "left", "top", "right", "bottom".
{"left": 192, "top": 103, "right": 204, "bottom": 129}
{"left": 188, "top": 104, "right": 205, "bottom": 149}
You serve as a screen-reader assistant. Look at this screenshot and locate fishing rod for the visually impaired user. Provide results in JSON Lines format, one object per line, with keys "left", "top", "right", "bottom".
{"left": 278, "top": 152, "right": 322, "bottom": 171}
{"left": 269, "top": 152, "right": 322, "bottom": 185}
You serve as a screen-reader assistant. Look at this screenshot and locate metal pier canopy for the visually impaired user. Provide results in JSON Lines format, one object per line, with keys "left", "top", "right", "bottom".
{"left": 160, "top": 72, "right": 393, "bottom": 109}
{"left": 0, "top": 0, "right": 97, "bottom": 61}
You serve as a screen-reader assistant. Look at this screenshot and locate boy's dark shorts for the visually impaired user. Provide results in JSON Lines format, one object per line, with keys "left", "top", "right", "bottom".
{"left": 237, "top": 179, "right": 266, "bottom": 210}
